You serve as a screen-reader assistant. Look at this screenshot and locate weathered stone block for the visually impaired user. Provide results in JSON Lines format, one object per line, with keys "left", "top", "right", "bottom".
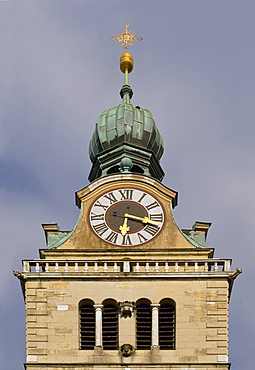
{"left": 27, "top": 348, "right": 47, "bottom": 355}
{"left": 206, "top": 347, "right": 227, "bottom": 355}
{"left": 194, "top": 347, "right": 207, "bottom": 356}
{"left": 37, "top": 302, "right": 47, "bottom": 310}
{"left": 27, "top": 296, "right": 47, "bottom": 303}
{"left": 206, "top": 295, "right": 227, "bottom": 302}
{"left": 55, "top": 328, "right": 73, "bottom": 335}
{"left": 207, "top": 308, "right": 228, "bottom": 316}
{"left": 178, "top": 355, "right": 198, "bottom": 363}
{"left": 206, "top": 329, "right": 217, "bottom": 336}
{"left": 27, "top": 329, "right": 37, "bottom": 335}
{"left": 27, "top": 282, "right": 47, "bottom": 289}
{"left": 27, "top": 322, "right": 48, "bottom": 329}
{"left": 27, "top": 335, "right": 48, "bottom": 342}
{"left": 207, "top": 281, "right": 228, "bottom": 288}
{"left": 206, "top": 322, "right": 227, "bottom": 328}
{"left": 217, "top": 303, "right": 228, "bottom": 309}
{"left": 27, "top": 316, "right": 37, "bottom": 322}
{"left": 27, "top": 309, "right": 48, "bottom": 316}
{"left": 26, "top": 302, "right": 36, "bottom": 309}
{"left": 36, "top": 316, "right": 49, "bottom": 323}
{"left": 217, "top": 328, "right": 227, "bottom": 335}
{"left": 206, "top": 334, "right": 227, "bottom": 341}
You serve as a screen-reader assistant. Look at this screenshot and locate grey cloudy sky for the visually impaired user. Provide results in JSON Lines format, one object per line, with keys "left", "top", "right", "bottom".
{"left": 0, "top": 1, "right": 254, "bottom": 368}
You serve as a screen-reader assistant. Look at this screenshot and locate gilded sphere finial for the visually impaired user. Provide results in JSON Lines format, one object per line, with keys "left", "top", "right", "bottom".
{"left": 120, "top": 52, "right": 134, "bottom": 73}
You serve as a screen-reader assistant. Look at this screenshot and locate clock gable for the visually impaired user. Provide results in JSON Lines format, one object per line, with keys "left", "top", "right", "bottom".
{"left": 41, "top": 174, "right": 211, "bottom": 255}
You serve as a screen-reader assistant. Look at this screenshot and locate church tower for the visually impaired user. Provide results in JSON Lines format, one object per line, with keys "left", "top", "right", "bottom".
{"left": 14, "top": 24, "right": 241, "bottom": 370}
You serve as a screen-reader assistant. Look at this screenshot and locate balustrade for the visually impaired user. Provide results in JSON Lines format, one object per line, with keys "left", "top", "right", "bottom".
{"left": 22, "top": 259, "right": 231, "bottom": 274}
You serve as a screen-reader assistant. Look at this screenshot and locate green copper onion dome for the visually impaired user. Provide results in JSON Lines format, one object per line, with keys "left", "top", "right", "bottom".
{"left": 88, "top": 44, "right": 164, "bottom": 182}
{"left": 89, "top": 103, "right": 164, "bottom": 164}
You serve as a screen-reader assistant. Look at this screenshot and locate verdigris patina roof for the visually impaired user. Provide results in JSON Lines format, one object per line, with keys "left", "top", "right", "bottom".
{"left": 89, "top": 103, "right": 164, "bottom": 163}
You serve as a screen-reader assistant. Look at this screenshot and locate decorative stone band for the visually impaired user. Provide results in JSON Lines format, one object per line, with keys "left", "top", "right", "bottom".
{"left": 20, "top": 259, "right": 237, "bottom": 275}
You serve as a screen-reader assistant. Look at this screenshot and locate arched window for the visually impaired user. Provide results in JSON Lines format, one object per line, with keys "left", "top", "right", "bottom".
{"left": 136, "top": 299, "right": 152, "bottom": 349}
{"left": 102, "top": 299, "right": 119, "bottom": 350}
{"left": 79, "top": 299, "right": 95, "bottom": 350}
{"left": 159, "top": 299, "right": 175, "bottom": 350}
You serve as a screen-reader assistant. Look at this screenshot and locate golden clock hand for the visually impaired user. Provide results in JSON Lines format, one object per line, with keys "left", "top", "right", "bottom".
{"left": 143, "top": 216, "right": 160, "bottom": 225}
{"left": 124, "top": 213, "right": 159, "bottom": 225}
{"left": 119, "top": 217, "right": 130, "bottom": 236}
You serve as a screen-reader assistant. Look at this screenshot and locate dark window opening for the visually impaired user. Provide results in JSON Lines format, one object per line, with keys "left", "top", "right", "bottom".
{"left": 107, "top": 166, "right": 120, "bottom": 175}
{"left": 159, "top": 303, "right": 175, "bottom": 350}
{"left": 102, "top": 304, "right": 119, "bottom": 349}
{"left": 80, "top": 304, "right": 95, "bottom": 350}
{"left": 107, "top": 164, "right": 144, "bottom": 175}
{"left": 132, "top": 165, "right": 144, "bottom": 174}
{"left": 136, "top": 303, "right": 152, "bottom": 349}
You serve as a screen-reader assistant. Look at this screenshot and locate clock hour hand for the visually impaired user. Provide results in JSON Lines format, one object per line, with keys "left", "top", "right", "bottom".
{"left": 119, "top": 217, "right": 130, "bottom": 236}
{"left": 124, "top": 213, "right": 159, "bottom": 225}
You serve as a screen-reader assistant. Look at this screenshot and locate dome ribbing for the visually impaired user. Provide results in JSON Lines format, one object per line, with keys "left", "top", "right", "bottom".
{"left": 89, "top": 103, "right": 164, "bottom": 164}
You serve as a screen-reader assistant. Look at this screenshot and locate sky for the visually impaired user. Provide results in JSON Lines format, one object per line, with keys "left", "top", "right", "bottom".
{"left": 0, "top": 0, "right": 254, "bottom": 368}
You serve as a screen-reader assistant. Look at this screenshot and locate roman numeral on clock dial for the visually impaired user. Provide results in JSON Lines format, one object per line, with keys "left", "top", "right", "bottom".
{"left": 90, "top": 212, "right": 104, "bottom": 221}
{"left": 149, "top": 213, "right": 163, "bottom": 222}
{"left": 122, "top": 234, "right": 132, "bottom": 246}
{"left": 119, "top": 189, "right": 134, "bottom": 200}
{"left": 103, "top": 192, "right": 118, "bottom": 204}
{"left": 93, "top": 222, "right": 108, "bottom": 236}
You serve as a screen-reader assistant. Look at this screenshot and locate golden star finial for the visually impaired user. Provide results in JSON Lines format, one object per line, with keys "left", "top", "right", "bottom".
{"left": 110, "top": 23, "right": 143, "bottom": 52}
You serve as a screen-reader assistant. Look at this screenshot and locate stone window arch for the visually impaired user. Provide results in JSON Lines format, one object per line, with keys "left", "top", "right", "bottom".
{"left": 79, "top": 299, "right": 95, "bottom": 350}
{"left": 159, "top": 298, "right": 175, "bottom": 350}
{"left": 136, "top": 298, "right": 152, "bottom": 349}
{"left": 102, "top": 298, "right": 119, "bottom": 350}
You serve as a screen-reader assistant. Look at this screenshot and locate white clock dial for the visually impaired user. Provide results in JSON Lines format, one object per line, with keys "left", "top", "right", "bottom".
{"left": 89, "top": 188, "right": 164, "bottom": 246}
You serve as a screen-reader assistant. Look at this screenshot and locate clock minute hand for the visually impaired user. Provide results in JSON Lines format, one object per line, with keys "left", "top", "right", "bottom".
{"left": 119, "top": 217, "right": 130, "bottom": 236}
{"left": 124, "top": 213, "right": 159, "bottom": 225}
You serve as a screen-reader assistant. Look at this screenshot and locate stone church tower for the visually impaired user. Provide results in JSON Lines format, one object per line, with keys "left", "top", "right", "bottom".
{"left": 15, "top": 24, "right": 241, "bottom": 370}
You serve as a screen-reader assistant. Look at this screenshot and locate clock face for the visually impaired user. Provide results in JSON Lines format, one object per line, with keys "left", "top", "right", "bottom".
{"left": 89, "top": 188, "right": 165, "bottom": 246}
